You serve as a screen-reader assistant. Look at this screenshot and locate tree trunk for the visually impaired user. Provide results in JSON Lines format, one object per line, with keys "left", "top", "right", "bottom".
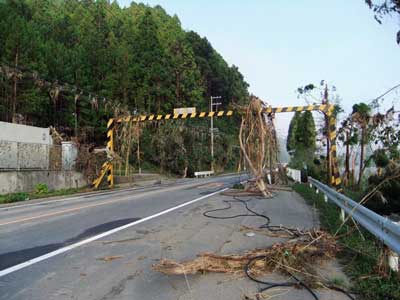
{"left": 182, "top": 166, "right": 187, "bottom": 178}
{"left": 358, "top": 127, "right": 365, "bottom": 188}
{"left": 11, "top": 51, "right": 19, "bottom": 122}
{"left": 325, "top": 115, "right": 331, "bottom": 184}
{"left": 175, "top": 71, "right": 181, "bottom": 105}
{"left": 137, "top": 122, "right": 141, "bottom": 174}
{"left": 125, "top": 120, "right": 133, "bottom": 176}
{"left": 344, "top": 131, "right": 350, "bottom": 185}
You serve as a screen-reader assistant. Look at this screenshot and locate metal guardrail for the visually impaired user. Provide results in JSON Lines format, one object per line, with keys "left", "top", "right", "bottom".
{"left": 309, "top": 177, "right": 400, "bottom": 254}
{"left": 194, "top": 171, "right": 214, "bottom": 178}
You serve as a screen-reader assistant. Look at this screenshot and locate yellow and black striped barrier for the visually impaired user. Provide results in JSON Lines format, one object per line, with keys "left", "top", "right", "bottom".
{"left": 94, "top": 104, "right": 341, "bottom": 190}
{"left": 93, "top": 110, "right": 233, "bottom": 188}
{"left": 264, "top": 104, "right": 334, "bottom": 114}
{"left": 265, "top": 104, "right": 341, "bottom": 188}
{"left": 116, "top": 110, "right": 233, "bottom": 123}
{"left": 328, "top": 115, "right": 341, "bottom": 187}
{"left": 93, "top": 118, "right": 115, "bottom": 188}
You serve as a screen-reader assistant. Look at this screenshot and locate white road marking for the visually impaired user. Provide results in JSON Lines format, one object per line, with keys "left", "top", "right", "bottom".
{"left": 0, "top": 187, "right": 228, "bottom": 278}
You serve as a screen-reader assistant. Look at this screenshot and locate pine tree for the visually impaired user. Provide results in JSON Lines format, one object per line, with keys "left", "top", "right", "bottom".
{"left": 287, "top": 111, "right": 301, "bottom": 153}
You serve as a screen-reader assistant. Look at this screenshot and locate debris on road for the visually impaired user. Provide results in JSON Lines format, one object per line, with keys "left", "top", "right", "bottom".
{"left": 152, "top": 230, "right": 357, "bottom": 299}
{"left": 102, "top": 237, "right": 141, "bottom": 245}
{"left": 97, "top": 255, "right": 124, "bottom": 262}
{"left": 153, "top": 231, "right": 338, "bottom": 284}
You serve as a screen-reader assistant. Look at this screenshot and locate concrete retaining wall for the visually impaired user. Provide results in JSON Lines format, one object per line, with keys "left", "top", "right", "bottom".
{"left": 0, "top": 121, "right": 52, "bottom": 144}
{"left": 0, "top": 141, "right": 57, "bottom": 170}
{"left": 0, "top": 121, "right": 56, "bottom": 170}
{"left": 0, "top": 170, "right": 87, "bottom": 194}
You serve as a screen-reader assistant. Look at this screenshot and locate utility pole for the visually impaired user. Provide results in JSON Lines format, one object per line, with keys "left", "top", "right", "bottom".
{"left": 323, "top": 84, "right": 331, "bottom": 185}
{"left": 210, "top": 96, "right": 222, "bottom": 171}
{"left": 133, "top": 108, "right": 141, "bottom": 174}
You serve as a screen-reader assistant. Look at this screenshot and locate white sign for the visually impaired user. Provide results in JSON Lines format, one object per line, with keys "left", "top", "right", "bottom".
{"left": 173, "top": 107, "right": 196, "bottom": 115}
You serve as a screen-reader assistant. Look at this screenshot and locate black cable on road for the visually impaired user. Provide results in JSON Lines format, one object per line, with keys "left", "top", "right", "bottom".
{"left": 245, "top": 255, "right": 318, "bottom": 300}
{"left": 202, "top": 197, "right": 271, "bottom": 228}
{"left": 203, "top": 196, "right": 308, "bottom": 237}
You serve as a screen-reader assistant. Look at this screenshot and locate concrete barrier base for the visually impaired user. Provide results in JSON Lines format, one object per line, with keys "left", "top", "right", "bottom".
{"left": 0, "top": 170, "right": 87, "bottom": 194}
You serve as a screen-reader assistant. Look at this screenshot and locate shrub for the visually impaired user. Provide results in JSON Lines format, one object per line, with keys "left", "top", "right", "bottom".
{"left": 35, "top": 183, "right": 49, "bottom": 194}
{"left": 6, "top": 192, "right": 29, "bottom": 203}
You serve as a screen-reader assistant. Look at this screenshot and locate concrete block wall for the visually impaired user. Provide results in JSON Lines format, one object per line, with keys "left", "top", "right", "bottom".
{"left": 0, "top": 170, "right": 87, "bottom": 194}
{"left": 0, "top": 122, "right": 53, "bottom": 170}
{"left": 0, "top": 122, "right": 85, "bottom": 194}
{"left": 0, "top": 141, "right": 18, "bottom": 169}
{"left": 0, "top": 141, "right": 52, "bottom": 170}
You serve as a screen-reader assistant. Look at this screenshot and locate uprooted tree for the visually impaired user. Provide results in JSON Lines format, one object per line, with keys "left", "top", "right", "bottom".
{"left": 238, "top": 96, "right": 279, "bottom": 197}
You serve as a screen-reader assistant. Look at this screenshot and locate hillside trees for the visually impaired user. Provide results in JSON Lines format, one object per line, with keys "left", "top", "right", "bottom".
{"left": 0, "top": 0, "right": 249, "bottom": 174}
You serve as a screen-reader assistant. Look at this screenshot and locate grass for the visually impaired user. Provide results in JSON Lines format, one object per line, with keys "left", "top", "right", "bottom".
{"left": 0, "top": 186, "right": 91, "bottom": 204}
{"left": 293, "top": 183, "right": 400, "bottom": 300}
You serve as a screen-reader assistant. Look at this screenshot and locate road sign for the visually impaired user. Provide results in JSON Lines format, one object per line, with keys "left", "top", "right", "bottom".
{"left": 173, "top": 107, "right": 196, "bottom": 115}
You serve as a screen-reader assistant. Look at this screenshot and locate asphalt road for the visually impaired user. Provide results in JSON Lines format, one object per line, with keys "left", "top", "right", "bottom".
{"left": 0, "top": 174, "right": 350, "bottom": 300}
{"left": 0, "top": 174, "right": 246, "bottom": 299}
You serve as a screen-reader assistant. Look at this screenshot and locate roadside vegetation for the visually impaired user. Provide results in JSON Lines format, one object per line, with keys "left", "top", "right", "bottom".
{"left": 294, "top": 183, "right": 400, "bottom": 300}
{"left": 0, "top": 183, "right": 89, "bottom": 204}
{"left": 288, "top": 82, "right": 400, "bottom": 217}
{"left": 287, "top": 81, "right": 400, "bottom": 299}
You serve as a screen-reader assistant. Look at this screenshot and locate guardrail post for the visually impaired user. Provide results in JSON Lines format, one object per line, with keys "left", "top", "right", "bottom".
{"left": 388, "top": 250, "right": 399, "bottom": 272}
{"left": 388, "top": 221, "right": 400, "bottom": 272}
{"left": 340, "top": 208, "right": 345, "bottom": 222}
{"left": 316, "top": 188, "right": 319, "bottom": 194}
{"left": 309, "top": 177, "right": 400, "bottom": 256}
{"left": 309, "top": 183, "right": 312, "bottom": 188}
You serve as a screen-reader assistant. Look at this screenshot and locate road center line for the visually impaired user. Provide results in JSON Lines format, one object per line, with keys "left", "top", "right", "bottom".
{"left": 0, "top": 199, "right": 132, "bottom": 227}
{"left": 0, "top": 181, "right": 212, "bottom": 226}
{"left": 0, "top": 187, "right": 228, "bottom": 278}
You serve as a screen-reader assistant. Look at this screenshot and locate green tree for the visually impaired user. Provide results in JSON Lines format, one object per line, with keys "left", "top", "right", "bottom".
{"left": 288, "top": 111, "right": 319, "bottom": 178}
{"left": 287, "top": 111, "right": 301, "bottom": 153}
{"left": 296, "top": 111, "right": 316, "bottom": 150}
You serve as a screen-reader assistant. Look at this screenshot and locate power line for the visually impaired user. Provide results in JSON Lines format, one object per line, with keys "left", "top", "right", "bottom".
{"left": 0, "top": 62, "right": 108, "bottom": 102}
{"left": 369, "top": 82, "right": 400, "bottom": 105}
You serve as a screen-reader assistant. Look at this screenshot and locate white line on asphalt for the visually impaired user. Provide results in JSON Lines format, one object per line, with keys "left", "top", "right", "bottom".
{"left": 0, "top": 187, "right": 228, "bottom": 278}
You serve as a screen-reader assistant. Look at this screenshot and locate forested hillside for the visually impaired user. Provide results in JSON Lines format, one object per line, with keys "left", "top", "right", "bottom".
{"left": 0, "top": 0, "right": 249, "bottom": 175}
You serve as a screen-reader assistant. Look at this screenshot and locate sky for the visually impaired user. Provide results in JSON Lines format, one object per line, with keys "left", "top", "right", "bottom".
{"left": 119, "top": 0, "right": 400, "bottom": 136}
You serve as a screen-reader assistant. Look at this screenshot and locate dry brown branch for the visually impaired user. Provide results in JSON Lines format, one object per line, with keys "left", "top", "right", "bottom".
{"left": 153, "top": 231, "right": 339, "bottom": 287}
{"left": 96, "top": 255, "right": 123, "bottom": 262}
